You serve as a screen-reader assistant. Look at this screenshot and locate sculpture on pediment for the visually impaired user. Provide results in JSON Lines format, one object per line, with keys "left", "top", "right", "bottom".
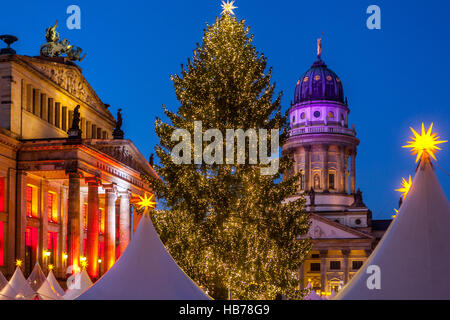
{"left": 351, "top": 188, "right": 366, "bottom": 207}
{"left": 113, "top": 108, "right": 124, "bottom": 139}
{"left": 67, "top": 105, "right": 82, "bottom": 139}
{"left": 40, "top": 21, "right": 86, "bottom": 62}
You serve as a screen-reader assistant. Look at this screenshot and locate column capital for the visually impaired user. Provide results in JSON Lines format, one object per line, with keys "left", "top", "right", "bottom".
{"left": 118, "top": 190, "right": 131, "bottom": 198}
{"left": 103, "top": 183, "right": 117, "bottom": 193}
{"left": 304, "top": 145, "right": 311, "bottom": 152}
{"left": 322, "top": 144, "right": 330, "bottom": 151}
{"left": 85, "top": 176, "right": 102, "bottom": 186}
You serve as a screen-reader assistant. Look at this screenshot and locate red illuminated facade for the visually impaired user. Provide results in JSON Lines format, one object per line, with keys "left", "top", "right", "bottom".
{"left": 0, "top": 53, "right": 158, "bottom": 280}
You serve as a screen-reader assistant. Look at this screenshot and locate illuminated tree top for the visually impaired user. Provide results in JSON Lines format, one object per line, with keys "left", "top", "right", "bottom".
{"left": 221, "top": 0, "right": 237, "bottom": 15}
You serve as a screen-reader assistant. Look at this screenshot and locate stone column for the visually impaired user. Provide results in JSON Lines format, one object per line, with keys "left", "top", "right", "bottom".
{"left": 67, "top": 172, "right": 82, "bottom": 273}
{"left": 59, "top": 185, "right": 68, "bottom": 277}
{"left": 118, "top": 192, "right": 130, "bottom": 256}
{"left": 338, "top": 146, "right": 345, "bottom": 193}
{"left": 39, "top": 179, "right": 49, "bottom": 268}
{"left": 103, "top": 184, "right": 117, "bottom": 271}
{"left": 344, "top": 152, "right": 349, "bottom": 194}
{"left": 15, "top": 171, "right": 27, "bottom": 265}
{"left": 7, "top": 168, "right": 17, "bottom": 275}
{"left": 342, "top": 249, "right": 350, "bottom": 284}
{"left": 350, "top": 149, "right": 356, "bottom": 194}
{"left": 322, "top": 144, "right": 329, "bottom": 192}
{"left": 85, "top": 177, "right": 101, "bottom": 279}
{"left": 304, "top": 146, "right": 311, "bottom": 191}
{"left": 320, "top": 250, "right": 328, "bottom": 293}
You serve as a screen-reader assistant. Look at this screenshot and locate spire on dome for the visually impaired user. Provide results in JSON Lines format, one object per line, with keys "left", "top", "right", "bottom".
{"left": 317, "top": 32, "right": 323, "bottom": 60}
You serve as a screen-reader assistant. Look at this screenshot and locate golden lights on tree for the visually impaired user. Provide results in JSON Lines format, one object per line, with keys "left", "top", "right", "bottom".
{"left": 403, "top": 123, "right": 447, "bottom": 163}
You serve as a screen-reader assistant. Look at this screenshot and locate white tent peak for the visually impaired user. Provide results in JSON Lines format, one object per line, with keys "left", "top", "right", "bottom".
{"left": 8, "top": 266, "right": 36, "bottom": 299}
{"left": 78, "top": 212, "right": 210, "bottom": 300}
{"left": 64, "top": 269, "right": 93, "bottom": 300}
{"left": 28, "top": 262, "right": 47, "bottom": 291}
{"left": 47, "top": 270, "right": 65, "bottom": 296}
{"left": 336, "top": 160, "right": 450, "bottom": 299}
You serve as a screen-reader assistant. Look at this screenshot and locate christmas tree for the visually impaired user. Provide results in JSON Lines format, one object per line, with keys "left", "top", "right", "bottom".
{"left": 145, "top": 2, "right": 311, "bottom": 300}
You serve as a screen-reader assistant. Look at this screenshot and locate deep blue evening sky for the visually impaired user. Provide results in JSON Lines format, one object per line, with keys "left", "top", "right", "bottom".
{"left": 1, "top": 0, "right": 449, "bottom": 219}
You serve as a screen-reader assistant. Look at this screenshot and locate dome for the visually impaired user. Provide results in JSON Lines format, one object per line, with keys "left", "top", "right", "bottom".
{"left": 294, "top": 58, "right": 344, "bottom": 104}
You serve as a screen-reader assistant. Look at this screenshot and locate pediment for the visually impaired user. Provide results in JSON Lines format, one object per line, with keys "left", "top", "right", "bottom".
{"left": 19, "top": 56, "right": 112, "bottom": 118}
{"left": 306, "top": 213, "right": 372, "bottom": 239}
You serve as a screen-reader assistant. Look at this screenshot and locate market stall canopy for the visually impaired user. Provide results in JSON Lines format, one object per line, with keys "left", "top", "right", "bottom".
{"left": 78, "top": 213, "right": 210, "bottom": 300}
{"left": 47, "top": 270, "right": 65, "bottom": 296}
{"left": 336, "top": 160, "right": 450, "bottom": 299}
{"left": 63, "top": 269, "right": 93, "bottom": 300}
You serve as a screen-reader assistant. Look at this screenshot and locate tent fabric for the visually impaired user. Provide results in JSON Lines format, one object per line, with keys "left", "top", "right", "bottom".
{"left": 0, "top": 283, "right": 21, "bottom": 300}
{"left": 0, "top": 271, "right": 7, "bottom": 291}
{"left": 63, "top": 269, "right": 93, "bottom": 300}
{"left": 78, "top": 213, "right": 210, "bottom": 300}
{"left": 37, "top": 279, "right": 62, "bottom": 300}
{"left": 335, "top": 160, "right": 450, "bottom": 300}
{"left": 303, "top": 283, "right": 323, "bottom": 300}
{"left": 28, "top": 263, "right": 47, "bottom": 292}
{"left": 8, "top": 267, "right": 36, "bottom": 299}
{"left": 47, "top": 270, "right": 65, "bottom": 296}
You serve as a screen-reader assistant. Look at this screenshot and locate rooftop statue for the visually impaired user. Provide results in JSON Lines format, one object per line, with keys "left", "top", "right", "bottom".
{"left": 40, "top": 21, "right": 86, "bottom": 62}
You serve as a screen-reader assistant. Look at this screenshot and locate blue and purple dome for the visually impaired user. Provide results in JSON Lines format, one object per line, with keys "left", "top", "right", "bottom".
{"left": 294, "top": 58, "right": 344, "bottom": 104}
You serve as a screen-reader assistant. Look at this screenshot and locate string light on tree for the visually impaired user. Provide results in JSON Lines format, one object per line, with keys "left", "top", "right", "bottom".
{"left": 403, "top": 123, "right": 447, "bottom": 163}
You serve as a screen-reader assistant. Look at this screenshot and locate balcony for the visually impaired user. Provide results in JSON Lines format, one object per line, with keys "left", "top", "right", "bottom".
{"left": 289, "top": 125, "right": 356, "bottom": 137}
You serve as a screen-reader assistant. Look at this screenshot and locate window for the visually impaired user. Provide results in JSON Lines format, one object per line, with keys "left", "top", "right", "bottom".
{"left": 314, "top": 111, "right": 321, "bottom": 118}
{"left": 26, "top": 185, "right": 38, "bottom": 218}
{"left": 314, "top": 174, "right": 320, "bottom": 189}
{"left": 0, "top": 177, "right": 5, "bottom": 212}
{"left": 352, "top": 261, "right": 363, "bottom": 270}
{"left": 47, "top": 98, "right": 54, "bottom": 125}
{"left": 300, "top": 172, "right": 305, "bottom": 190}
{"left": 47, "top": 232, "right": 57, "bottom": 265}
{"left": 310, "top": 263, "right": 321, "bottom": 272}
{"left": 55, "top": 103, "right": 61, "bottom": 128}
{"left": 62, "top": 106, "right": 67, "bottom": 131}
{"left": 330, "top": 261, "right": 341, "bottom": 270}
{"left": 300, "top": 112, "right": 305, "bottom": 119}
{"left": 311, "top": 254, "right": 320, "bottom": 259}
{"left": 97, "top": 127, "right": 102, "bottom": 139}
{"left": 47, "top": 192, "right": 57, "bottom": 223}
{"left": 0, "top": 221, "right": 4, "bottom": 266}
{"left": 329, "top": 173, "right": 335, "bottom": 190}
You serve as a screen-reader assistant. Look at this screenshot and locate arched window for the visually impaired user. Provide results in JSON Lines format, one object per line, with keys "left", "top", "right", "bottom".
{"left": 314, "top": 174, "right": 320, "bottom": 189}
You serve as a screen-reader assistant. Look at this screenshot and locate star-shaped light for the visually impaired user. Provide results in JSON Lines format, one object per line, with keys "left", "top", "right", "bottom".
{"left": 403, "top": 123, "right": 447, "bottom": 163}
{"left": 136, "top": 193, "right": 157, "bottom": 211}
{"left": 221, "top": 0, "right": 237, "bottom": 15}
{"left": 16, "top": 259, "right": 23, "bottom": 267}
{"left": 48, "top": 264, "right": 54, "bottom": 271}
{"left": 392, "top": 208, "right": 399, "bottom": 219}
{"left": 395, "top": 175, "right": 412, "bottom": 200}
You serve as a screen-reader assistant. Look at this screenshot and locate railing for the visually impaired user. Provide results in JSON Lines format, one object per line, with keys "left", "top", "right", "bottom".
{"left": 289, "top": 125, "right": 356, "bottom": 137}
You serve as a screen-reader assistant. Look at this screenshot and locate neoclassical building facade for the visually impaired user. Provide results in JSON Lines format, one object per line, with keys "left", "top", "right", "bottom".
{"left": 0, "top": 47, "right": 157, "bottom": 281}
{"left": 283, "top": 51, "right": 390, "bottom": 295}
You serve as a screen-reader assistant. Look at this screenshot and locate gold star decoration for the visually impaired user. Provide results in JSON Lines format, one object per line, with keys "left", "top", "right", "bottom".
{"left": 403, "top": 123, "right": 447, "bottom": 163}
{"left": 221, "top": 0, "right": 237, "bottom": 15}
{"left": 48, "top": 264, "right": 54, "bottom": 271}
{"left": 395, "top": 175, "right": 412, "bottom": 200}
{"left": 16, "top": 259, "right": 23, "bottom": 267}
{"left": 136, "top": 193, "right": 157, "bottom": 211}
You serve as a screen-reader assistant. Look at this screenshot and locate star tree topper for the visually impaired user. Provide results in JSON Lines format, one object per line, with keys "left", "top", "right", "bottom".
{"left": 221, "top": 0, "right": 237, "bottom": 15}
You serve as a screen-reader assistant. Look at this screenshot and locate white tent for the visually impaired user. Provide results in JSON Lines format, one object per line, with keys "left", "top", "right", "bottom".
{"left": 0, "top": 271, "right": 7, "bottom": 291}
{"left": 303, "top": 283, "right": 323, "bottom": 300}
{"left": 47, "top": 270, "right": 65, "bottom": 296}
{"left": 336, "top": 160, "right": 450, "bottom": 299}
{"left": 27, "top": 263, "right": 47, "bottom": 292}
{"left": 37, "top": 279, "right": 62, "bottom": 300}
{"left": 63, "top": 269, "right": 93, "bottom": 300}
{"left": 7, "top": 267, "right": 36, "bottom": 299}
{"left": 78, "top": 213, "right": 210, "bottom": 300}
